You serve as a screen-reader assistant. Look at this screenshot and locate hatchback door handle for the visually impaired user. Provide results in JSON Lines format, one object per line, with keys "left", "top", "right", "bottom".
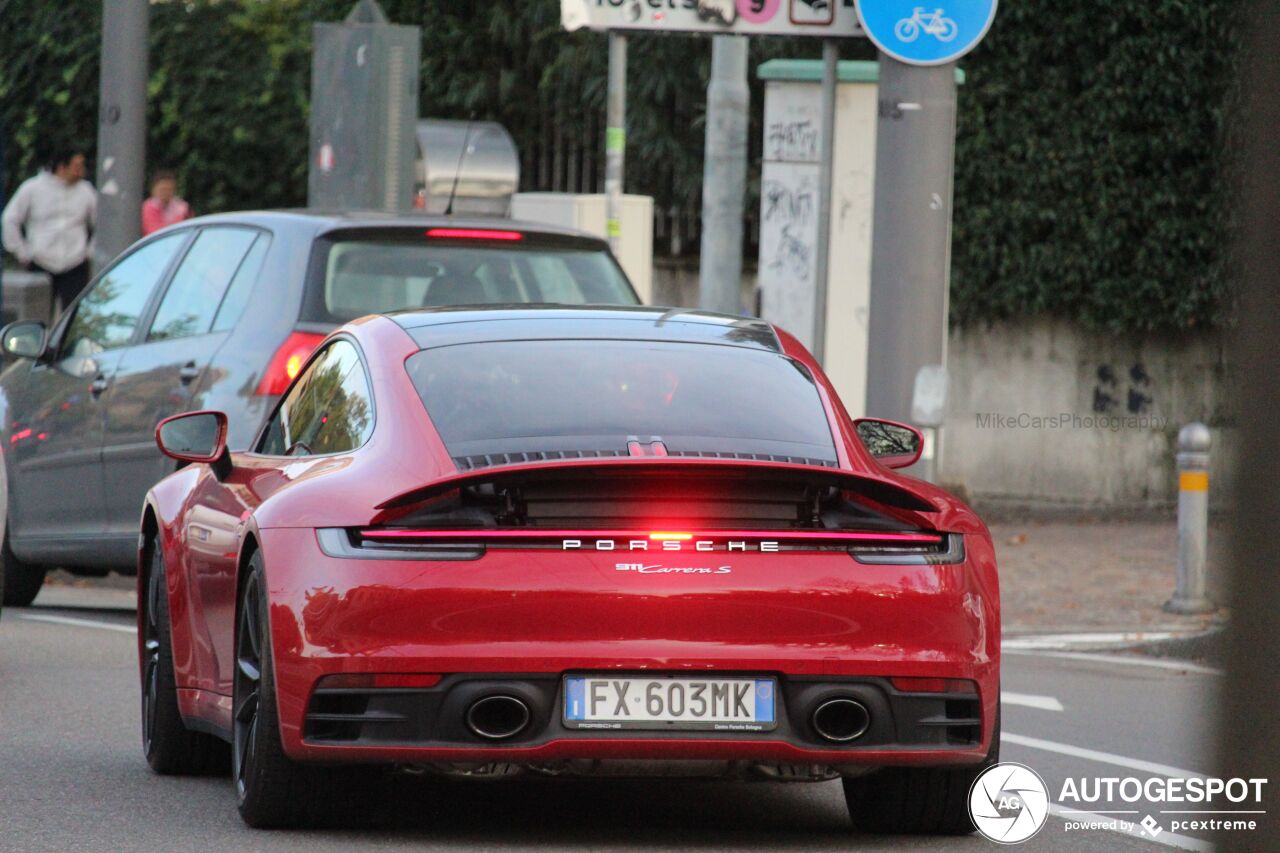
{"left": 89, "top": 375, "right": 109, "bottom": 397}
{"left": 178, "top": 362, "right": 200, "bottom": 384}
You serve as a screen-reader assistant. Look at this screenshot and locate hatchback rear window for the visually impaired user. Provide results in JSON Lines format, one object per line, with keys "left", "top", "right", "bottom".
{"left": 405, "top": 340, "right": 837, "bottom": 463}
{"left": 303, "top": 234, "right": 638, "bottom": 323}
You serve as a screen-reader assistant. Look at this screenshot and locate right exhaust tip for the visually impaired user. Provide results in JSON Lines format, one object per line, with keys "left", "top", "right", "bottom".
{"left": 812, "top": 697, "right": 870, "bottom": 743}
{"left": 466, "top": 695, "right": 531, "bottom": 740}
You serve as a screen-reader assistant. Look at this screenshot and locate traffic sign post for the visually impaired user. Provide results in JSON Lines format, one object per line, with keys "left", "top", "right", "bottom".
{"left": 857, "top": 0, "right": 995, "bottom": 479}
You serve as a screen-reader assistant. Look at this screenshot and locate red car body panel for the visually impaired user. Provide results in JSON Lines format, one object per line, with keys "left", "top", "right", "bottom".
{"left": 139, "top": 309, "right": 1000, "bottom": 770}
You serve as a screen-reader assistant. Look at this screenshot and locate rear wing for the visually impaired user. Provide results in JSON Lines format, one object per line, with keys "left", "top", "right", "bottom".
{"left": 372, "top": 457, "right": 939, "bottom": 526}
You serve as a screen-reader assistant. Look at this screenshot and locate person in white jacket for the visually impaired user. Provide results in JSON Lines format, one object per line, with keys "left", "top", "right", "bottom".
{"left": 2, "top": 148, "right": 97, "bottom": 312}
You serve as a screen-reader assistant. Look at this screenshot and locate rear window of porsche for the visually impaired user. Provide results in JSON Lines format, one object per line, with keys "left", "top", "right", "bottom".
{"left": 404, "top": 340, "right": 838, "bottom": 463}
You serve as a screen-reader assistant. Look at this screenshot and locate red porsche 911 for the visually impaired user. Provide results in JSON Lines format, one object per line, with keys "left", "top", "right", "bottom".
{"left": 137, "top": 306, "right": 1000, "bottom": 831}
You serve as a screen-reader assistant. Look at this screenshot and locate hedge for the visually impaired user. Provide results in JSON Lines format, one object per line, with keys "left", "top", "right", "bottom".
{"left": 0, "top": 0, "right": 1242, "bottom": 333}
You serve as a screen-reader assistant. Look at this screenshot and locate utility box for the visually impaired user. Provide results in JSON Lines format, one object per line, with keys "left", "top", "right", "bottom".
{"left": 757, "top": 59, "right": 965, "bottom": 418}
{"left": 511, "top": 193, "right": 655, "bottom": 304}
{"left": 309, "top": 1, "right": 419, "bottom": 211}
{"left": 757, "top": 60, "right": 881, "bottom": 418}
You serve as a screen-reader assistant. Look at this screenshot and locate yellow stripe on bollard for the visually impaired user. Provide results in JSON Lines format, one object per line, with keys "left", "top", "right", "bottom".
{"left": 1180, "top": 472, "right": 1209, "bottom": 492}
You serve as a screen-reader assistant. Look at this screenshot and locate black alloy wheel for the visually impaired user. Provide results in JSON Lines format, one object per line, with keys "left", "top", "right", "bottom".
{"left": 233, "top": 570, "right": 264, "bottom": 801}
{"left": 141, "top": 547, "right": 227, "bottom": 775}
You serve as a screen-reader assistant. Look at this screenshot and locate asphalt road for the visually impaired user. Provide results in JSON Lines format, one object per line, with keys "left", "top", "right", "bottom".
{"left": 0, "top": 585, "right": 1239, "bottom": 853}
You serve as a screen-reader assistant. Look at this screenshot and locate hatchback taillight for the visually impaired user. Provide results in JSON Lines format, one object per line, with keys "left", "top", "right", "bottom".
{"left": 254, "top": 331, "right": 327, "bottom": 396}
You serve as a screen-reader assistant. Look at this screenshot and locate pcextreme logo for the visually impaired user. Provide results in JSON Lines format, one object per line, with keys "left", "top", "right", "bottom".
{"left": 968, "top": 763, "right": 1050, "bottom": 844}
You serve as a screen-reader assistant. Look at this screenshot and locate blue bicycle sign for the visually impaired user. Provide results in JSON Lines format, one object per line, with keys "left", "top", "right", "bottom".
{"left": 895, "top": 8, "right": 958, "bottom": 42}
{"left": 856, "top": 0, "right": 996, "bottom": 66}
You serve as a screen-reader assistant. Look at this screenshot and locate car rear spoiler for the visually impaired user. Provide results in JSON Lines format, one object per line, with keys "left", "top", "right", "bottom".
{"left": 372, "top": 457, "right": 939, "bottom": 516}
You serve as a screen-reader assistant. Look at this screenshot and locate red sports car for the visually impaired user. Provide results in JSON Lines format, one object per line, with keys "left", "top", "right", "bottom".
{"left": 138, "top": 306, "right": 1000, "bottom": 831}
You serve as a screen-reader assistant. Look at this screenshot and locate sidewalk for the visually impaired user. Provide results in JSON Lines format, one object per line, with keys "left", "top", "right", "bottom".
{"left": 990, "top": 518, "right": 1227, "bottom": 636}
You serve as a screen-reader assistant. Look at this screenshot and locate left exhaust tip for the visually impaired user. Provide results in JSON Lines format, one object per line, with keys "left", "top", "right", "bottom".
{"left": 466, "top": 695, "right": 531, "bottom": 740}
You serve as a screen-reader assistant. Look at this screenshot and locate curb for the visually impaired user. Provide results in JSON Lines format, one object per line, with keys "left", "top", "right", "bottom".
{"left": 1003, "top": 626, "right": 1226, "bottom": 664}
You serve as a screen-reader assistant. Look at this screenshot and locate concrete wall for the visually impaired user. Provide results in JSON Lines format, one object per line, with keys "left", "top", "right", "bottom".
{"left": 939, "top": 317, "right": 1234, "bottom": 510}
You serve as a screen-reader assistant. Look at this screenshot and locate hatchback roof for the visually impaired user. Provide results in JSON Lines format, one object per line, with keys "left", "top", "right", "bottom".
{"left": 388, "top": 305, "right": 783, "bottom": 353}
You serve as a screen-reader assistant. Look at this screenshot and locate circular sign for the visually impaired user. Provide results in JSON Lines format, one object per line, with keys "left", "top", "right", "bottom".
{"left": 856, "top": 0, "right": 997, "bottom": 66}
{"left": 737, "top": 0, "right": 780, "bottom": 25}
{"left": 968, "top": 762, "right": 1050, "bottom": 844}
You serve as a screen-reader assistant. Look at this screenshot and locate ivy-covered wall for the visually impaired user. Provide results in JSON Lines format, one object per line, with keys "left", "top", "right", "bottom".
{"left": 0, "top": 1, "right": 1242, "bottom": 334}
{"left": 950, "top": 1, "right": 1243, "bottom": 334}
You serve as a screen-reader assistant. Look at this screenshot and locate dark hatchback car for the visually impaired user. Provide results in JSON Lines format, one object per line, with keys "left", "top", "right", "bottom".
{"left": 0, "top": 211, "right": 638, "bottom": 605}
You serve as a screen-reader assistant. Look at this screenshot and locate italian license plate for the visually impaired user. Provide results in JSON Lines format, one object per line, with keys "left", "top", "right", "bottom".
{"left": 563, "top": 676, "right": 777, "bottom": 731}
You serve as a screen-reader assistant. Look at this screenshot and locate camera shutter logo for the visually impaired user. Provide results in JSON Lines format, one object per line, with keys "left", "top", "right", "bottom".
{"left": 969, "top": 762, "right": 1050, "bottom": 844}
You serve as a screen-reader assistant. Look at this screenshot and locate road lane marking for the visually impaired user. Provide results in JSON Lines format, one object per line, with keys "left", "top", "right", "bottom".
{"left": 1047, "top": 804, "right": 1215, "bottom": 852}
{"left": 1005, "top": 649, "right": 1224, "bottom": 677}
{"left": 1001, "top": 691, "right": 1064, "bottom": 711}
{"left": 14, "top": 613, "right": 136, "bottom": 634}
{"left": 1003, "top": 732, "right": 1206, "bottom": 780}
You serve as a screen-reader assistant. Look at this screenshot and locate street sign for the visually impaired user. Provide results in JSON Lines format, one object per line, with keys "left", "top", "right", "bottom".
{"left": 856, "top": 0, "right": 996, "bottom": 66}
{"left": 562, "top": 0, "right": 863, "bottom": 37}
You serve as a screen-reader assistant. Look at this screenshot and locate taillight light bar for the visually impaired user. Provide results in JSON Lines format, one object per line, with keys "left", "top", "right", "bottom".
{"left": 356, "top": 528, "right": 945, "bottom": 545}
{"left": 321, "top": 527, "right": 964, "bottom": 565}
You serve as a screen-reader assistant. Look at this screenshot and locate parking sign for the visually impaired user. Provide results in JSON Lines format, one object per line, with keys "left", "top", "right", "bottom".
{"left": 856, "top": 0, "right": 996, "bottom": 66}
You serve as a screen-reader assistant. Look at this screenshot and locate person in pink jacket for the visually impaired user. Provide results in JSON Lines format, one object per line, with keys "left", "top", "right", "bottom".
{"left": 141, "top": 170, "right": 192, "bottom": 235}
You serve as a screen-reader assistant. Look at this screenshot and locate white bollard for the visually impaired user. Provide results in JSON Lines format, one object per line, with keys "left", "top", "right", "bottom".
{"left": 1164, "top": 422, "right": 1216, "bottom": 614}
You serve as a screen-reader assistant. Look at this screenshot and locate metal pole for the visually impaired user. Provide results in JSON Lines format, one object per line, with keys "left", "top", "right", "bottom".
{"left": 94, "top": 0, "right": 149, "bottom": 270}
{"left": 811, "top": 40, "right": 839, "bottom": 364}
{"left": 605, "top": 32, "right": 627, "bottom": 258}
{"left": 863, "top": 55, "right": 958, "bottom": 424}
{"left": 698, "top": 35, "right": 749, "bottom": 315}
{"left": 1165, "top": 423, "right": 1216, "bottom": 614}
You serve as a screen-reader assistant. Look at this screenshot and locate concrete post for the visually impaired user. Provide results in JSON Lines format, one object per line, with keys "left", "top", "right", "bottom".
{"left": 1165, "top": 423, "right": 1216, "bottom": 614}
{"left": 94, "top": 0, "right": 149, "bottom": 270}
{"left": 605, "top": 32, "right": 627, "bottom": 257}
{"left": 863, "top": 56, "right": 958, "bottom": 424}
{"left": 810, "top": 40, "right": 839, "bottom": 363}
{"left": 698, "top": 35, "right": 749, "bottom": 315}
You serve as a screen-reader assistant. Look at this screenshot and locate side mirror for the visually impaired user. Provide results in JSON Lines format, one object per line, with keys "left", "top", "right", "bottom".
{"left": 854, "top": 418, "right": 924, "bottom": 469}
{"left": 1, "top": 321, "right": 46, "bottom": 359}
{"left": 155, "top": 411, "right": 229, "bottom": 467}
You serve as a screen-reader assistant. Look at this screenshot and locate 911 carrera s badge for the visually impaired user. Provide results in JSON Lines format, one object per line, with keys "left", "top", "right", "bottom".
{"left": 615, "top": 562, "right": 732, "bottom": 574}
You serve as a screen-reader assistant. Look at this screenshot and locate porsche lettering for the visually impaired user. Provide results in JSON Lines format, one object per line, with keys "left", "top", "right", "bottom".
{"left": 563, "top": 539, "right": 779, "bottom": 552}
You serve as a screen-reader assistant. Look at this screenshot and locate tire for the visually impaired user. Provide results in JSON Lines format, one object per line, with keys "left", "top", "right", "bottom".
{"left": 234, "top": 552, "right": 351, "bottom": 828}
{"left": 843, "top": 702, "right": 1001, "bottom": 835}
{"left": 894, "top": 19, "right": 919, "bottom": 42}
{"left": 141, "top": 548, "right": 230, "bottom": 775}
{"left": 2, "top": 530, "right": 46, "bottom": 607}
